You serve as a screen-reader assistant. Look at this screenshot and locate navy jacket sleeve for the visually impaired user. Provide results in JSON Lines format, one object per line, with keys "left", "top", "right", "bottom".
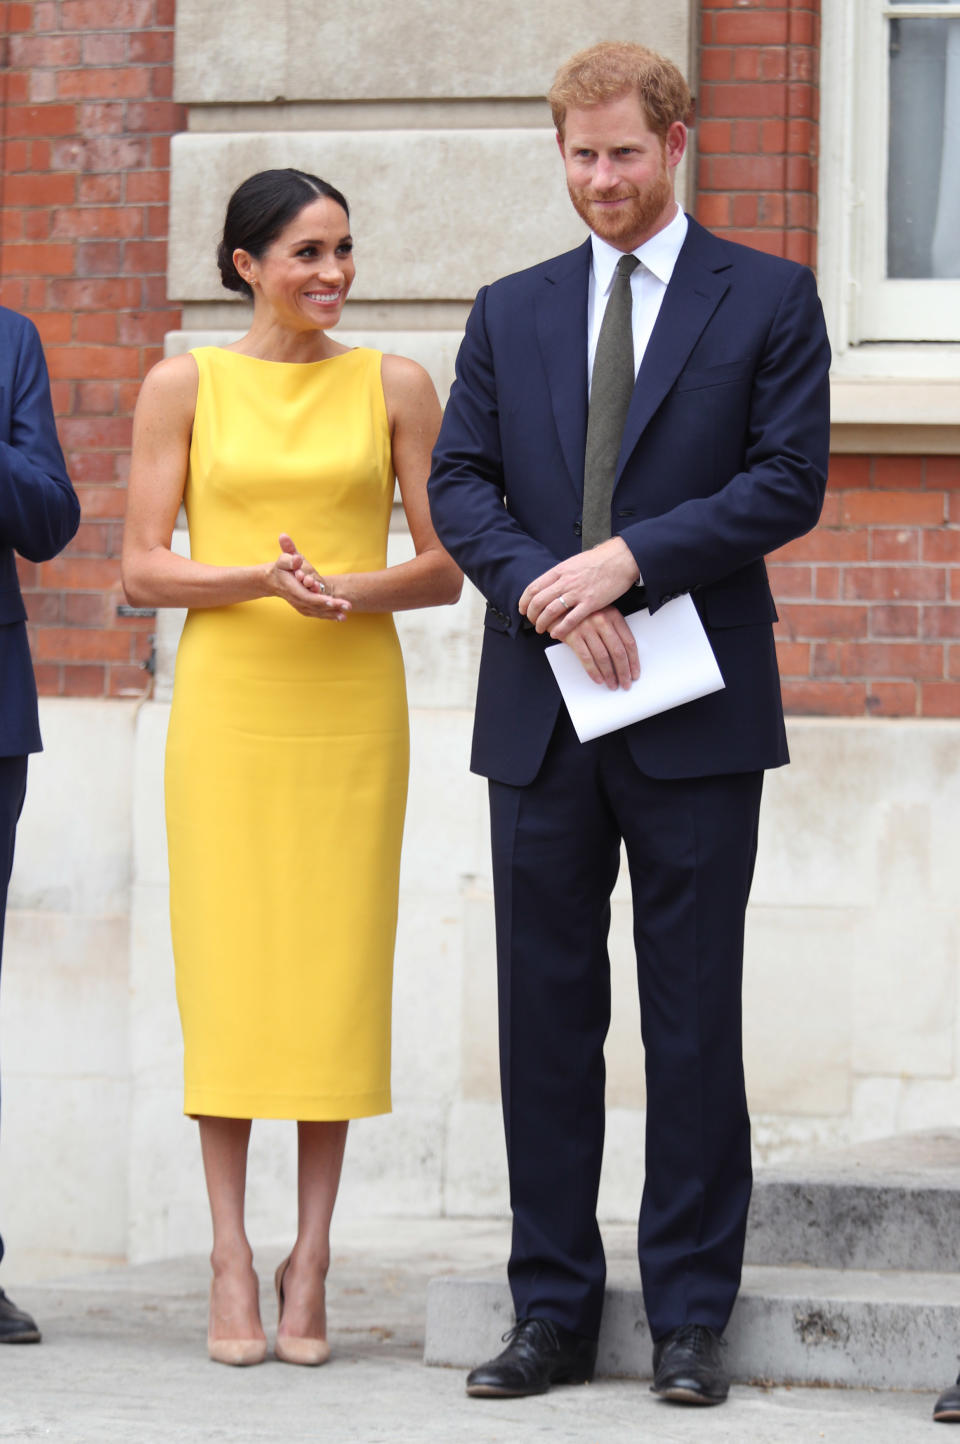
{"left": 428, "top": 286, "right": 562, "bottom": 638}
{"left": 0, "top": 311, "right": 80, "bottom": 563}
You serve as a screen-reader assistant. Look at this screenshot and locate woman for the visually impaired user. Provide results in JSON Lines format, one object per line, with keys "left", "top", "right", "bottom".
{"left": 122, "top": 169, "right": 461, "bottom": 1367}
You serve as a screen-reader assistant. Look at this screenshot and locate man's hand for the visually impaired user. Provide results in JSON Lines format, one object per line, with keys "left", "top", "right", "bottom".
{"left": 519, "top": 536, "right": 641, "bottom": 639}
{"left": 562, "top": 606, "right": 640, "bottom": 690}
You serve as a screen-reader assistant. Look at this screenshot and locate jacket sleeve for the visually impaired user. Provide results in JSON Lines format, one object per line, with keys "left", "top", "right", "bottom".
{"left": 0, "top": 316, "right": 80, "bottom": 562}
{"left": 428, "top": 286, "right": 561, "bottom": 638}
{"left": 620, "top": 263, "right": 831, "bottom": 610}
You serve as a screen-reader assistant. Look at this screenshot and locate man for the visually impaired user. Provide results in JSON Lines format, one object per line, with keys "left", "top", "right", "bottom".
{"left": 0, "top": 305, "right": 80, "bottom": 1342}
{"left": 428, "top": 42, "right": 830, "bottom": 1405}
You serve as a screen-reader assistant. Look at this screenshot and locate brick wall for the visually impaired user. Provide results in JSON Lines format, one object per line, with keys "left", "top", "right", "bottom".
{"left": 697, "top": 0, "right": 959, "bottom": 717}
{"left": 0, "top": 0, "right": 184, "bottom": 698}
{"left": 3, "top": 0, "right": 958, "bottom": 718}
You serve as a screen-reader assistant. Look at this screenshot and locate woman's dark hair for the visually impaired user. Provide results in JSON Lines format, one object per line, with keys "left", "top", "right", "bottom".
{"left": 217, "top": 169, "right": 350, "bottom": 299}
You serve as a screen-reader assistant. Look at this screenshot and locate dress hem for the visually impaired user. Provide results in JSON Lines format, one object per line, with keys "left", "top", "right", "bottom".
{"left": 183, "top": 1089, "right": 392, "bottom": 1122}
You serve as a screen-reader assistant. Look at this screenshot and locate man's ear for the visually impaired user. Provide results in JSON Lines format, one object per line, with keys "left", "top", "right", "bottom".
{"left": 665, "top": 121, "right": 687, "bottom": 172}
{"left": 555, "top": 130, "right": 566, "bottom": 159}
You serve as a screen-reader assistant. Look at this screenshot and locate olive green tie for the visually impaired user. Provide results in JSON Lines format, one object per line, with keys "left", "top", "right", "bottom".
{"left": 581, "top": 253, "right": 640, "bottom": 551}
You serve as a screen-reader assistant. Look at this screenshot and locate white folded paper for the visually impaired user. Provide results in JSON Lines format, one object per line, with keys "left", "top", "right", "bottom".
{"left": 545, "top": 592, "right": 725, "bottom": 743}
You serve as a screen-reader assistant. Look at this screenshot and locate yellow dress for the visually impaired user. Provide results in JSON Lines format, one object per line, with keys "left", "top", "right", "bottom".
{"left": 164, "top": 347, "right": 409, "bottom": 1120}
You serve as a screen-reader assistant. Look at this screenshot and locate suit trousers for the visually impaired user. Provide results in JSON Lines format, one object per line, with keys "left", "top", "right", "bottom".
{"left": 0, "top": 753, "right": 29, "bottom": 1266}
{"left": 488, "top": 710, "right": 762, "bottom": 1341}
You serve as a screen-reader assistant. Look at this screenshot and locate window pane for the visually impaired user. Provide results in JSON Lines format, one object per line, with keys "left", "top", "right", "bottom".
{"left": 887, "top": 16, "right": 960, "bottom": 277}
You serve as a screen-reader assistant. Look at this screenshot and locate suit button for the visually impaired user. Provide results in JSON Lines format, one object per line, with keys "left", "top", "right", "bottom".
{"left": 573, "top": 521, "right": 582, "bottom": 536}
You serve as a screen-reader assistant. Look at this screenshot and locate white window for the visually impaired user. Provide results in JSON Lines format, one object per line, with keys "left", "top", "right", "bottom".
{"left": 821, "top": 0, "right": 960, "bottom": 350}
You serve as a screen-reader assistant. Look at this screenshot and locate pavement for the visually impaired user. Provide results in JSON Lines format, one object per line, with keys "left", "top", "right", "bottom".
{"left": 1, "top": 1218, "right": 950, "bottom": 1443}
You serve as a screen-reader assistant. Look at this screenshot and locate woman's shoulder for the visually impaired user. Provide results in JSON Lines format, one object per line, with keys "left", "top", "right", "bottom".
{"left": 379, "top": 351, "right": 436, "bottom": 403}
{"left": 136, "top": 351, "right": 200, "bottom": 421}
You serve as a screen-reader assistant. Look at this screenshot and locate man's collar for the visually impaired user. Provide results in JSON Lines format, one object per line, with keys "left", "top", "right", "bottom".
{"left": 590, "top": 204, "right": 689, "bottom": 292}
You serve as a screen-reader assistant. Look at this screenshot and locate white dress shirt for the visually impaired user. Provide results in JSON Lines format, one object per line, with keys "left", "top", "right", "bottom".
{"left": 586, "top": 204, "right": 689, "bottom": 396}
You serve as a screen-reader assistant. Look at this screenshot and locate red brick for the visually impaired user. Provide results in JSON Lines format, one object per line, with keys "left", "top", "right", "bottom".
{"left": 76, "top": 484, "right": 128, "bottom": 519}
{"left": 813, "top": 641, "right": 944, "bottom": 680}
{"left": 61, "top": 135, "right": 150, "bottom": 172}
{"left": 709, "top": 86, "right": 789, "bottom": 122}
{"left": 786, "top": 118, "right": 816, "bottom": 155}
{"left": 78, "top": 173, "right": 125, "bottom": 204}
{"left": 696, "top": 194, "right": 732, "bottom": 228}
{"left": 150, "top": 66, "right": 174, "bottom": 100}
{"left": 840, "top": 493, "right": 945, "bottom": 527}
{"left": 710, "top": 155, "right": 787, "bottom": 190}
{"left": 775, "top": 641, "right": 811, "bottom": 674}
{"left": 715, "top": 12, "right": 790, "bottom": 44}
{"left": 49, "top": 276, "right": 142, "bottom": 310}
{"left": 46, "top": 346, "right": 141, "bottom": 381}
{"left": 4, "top": 242, "right": 75, "bottom": 276}
{"left": 123, "top": 241, "right": 167, "bottom": 273}
{"left": 126, "top": 170, "right": 167, "bottom": 203}
{"left": 58, "top": 66, "right": 151, "bottom": 101}
{"left": 64, "top": 592, "right": 110, "bottom": 626}
{"left": 814, "top": 566, "right": 840, "bottom": 600}
{"left": 156, "top": 0, "right": 176, "bottom": 17}
{"left": 843, "top": 566, "right": 946, "bottom": 602}
{"left": 32, "top": 663, "right": 64, "bottom": 696}
{"left": 926, "top": 457, "right": 960, "bottom": 490}
{"left": 75, "top": 313, "right": 119, "bottom": 344}
{"left": 3, "top": 172, "right": 76, "bottom": 206}
{"left": 59, "top": 416, "right": 133, "bottom": 450}
{"left": 874, "top": 455, "right": 923, "bottom": 490}
{"left": 781, "top": 681, "right": 866, "bottom": 715}
{"left": 786, "top": 193, "right": 814, "bottom": 228}
{"left": 23, "top": 590, "right": 63, "bottom": 624}
{"left": 758, "top": 47, "right": 790, "bottom": 83}
{"left": 920, "top": 606, "right": 960, "bottom": 639}
{"left": 36, "top": 627, "right": 132, "bottom": 662}
{"left": 62, "top": 665, "right": 107, "bottom": 697}
{"left": 726, "top": 230, "right": 788, "bottom": 256}
{"left": 143, "top": 204, "right": 170, "bottom": 239}
{"left": 757, "top": 192, "right": 785, "bottom": 226}
{"left": 870, "top": 529, "right": 919, "bottom": 562}
{"left": 864, "top": 684, "right": 918, "bottom": 716}
{"left": 125, "top": 101, "right": 182, "bottom": 134}
{"left": 761, "top": 119, "right": 787, "bottom": 153}
{"left": 922, "top": 529, "right": 960, "bottom": 563}
{"left": 732, "top": 49, "right": 761, "bottom": 81}
{"left": 32, "top": 313, "right": 73, "bottom": 346}
{"left": 76, "top": 241, "right": 124, "bottom": 276}
{"left": 869, "top": 605, "right": 919, "bottom": 638}
{"left": 699, "top": 49, "right": 734, "bottom": 81}
{"left": 39, "top": 558, "right": 122, "bottom": 594}
{"left": 733, "top": 194, "right": 759, "bottom": 227}
{"left": 6, "top": 4, "right": 39, "bottom": 30}
{"left": 4, "top": 104, "right": 78, "bottom": 137}
{"left": 24, "top": 210, "right": 54, "bottom": 242}
{"left": 950, "top": 645, "right": 960, "bottom": 680}
{"left": 776, "top": 603, "right": 868, "bottom": 639}
{"left": 768, "top": 563, "right": 811, "bottom": 597}
{"left": 59, "top": 0, "right": 153, "bottom": 27}
{"left": 732, "top": 120, "right": 762, "bottom": 153}
{"left": 68, "top": 452, "right": 122, "bottom": 484}
{"left": 52, "top": 207, "right": 145, "bottom": 241}
{"left": 74, "top": 381, "right": 117, "bottom": 415}
{"left": 81, "top": 31, "right": 129, "bottom": 65}
{"left": 71, "top": 521, "right": 114, "bottom": 556}
{"left": 784, "top": 232, "right": 815, "bottom": 265}
{"left": 129, "top": 31, "right": 174, "bottom": 64}
{"left": 920, "top": 683, "right": 960, "bottom": 718}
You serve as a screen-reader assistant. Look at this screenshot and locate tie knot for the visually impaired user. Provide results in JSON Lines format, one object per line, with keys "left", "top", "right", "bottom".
{"left": 616, "top": 254, "right": 640, "bottom": 279}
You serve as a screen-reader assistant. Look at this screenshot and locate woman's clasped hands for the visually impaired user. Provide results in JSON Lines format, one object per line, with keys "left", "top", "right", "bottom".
{"left": 266, "top": 533, "right": 350, "bottom": 620}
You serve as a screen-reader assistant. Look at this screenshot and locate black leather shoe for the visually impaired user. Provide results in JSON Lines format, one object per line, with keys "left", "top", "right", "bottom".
{"left": 934, "top": 1374, "right": 960, "bottom": 1422}
{"left": 651, "top": 1323, "right": 729, "bottom": 1405}
{"left": 0, "top": 1288, "right": 41, "bottom": 1343}
{"left": 465, "top": 1317, "right": 597, "bottom": 1398}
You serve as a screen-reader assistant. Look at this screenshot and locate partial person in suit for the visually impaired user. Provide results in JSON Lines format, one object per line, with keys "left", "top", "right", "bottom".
{"left": 428, "top": 42, "right": 830, "bottom": 1405}
{"left": 0, "top": 305, "right": 81, "bottom": 1343}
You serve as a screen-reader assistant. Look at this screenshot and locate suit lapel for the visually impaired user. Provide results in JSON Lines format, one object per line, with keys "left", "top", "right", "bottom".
{"left": 616, "top": 220, "right": 731, "bottom": 479}
{"left": 534, "top": 241, "right": 591, "bottom": 499}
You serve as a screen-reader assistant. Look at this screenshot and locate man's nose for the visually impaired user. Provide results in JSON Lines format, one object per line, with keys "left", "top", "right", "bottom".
{"left": 593, "top": 156, "right": 620, "bottom": 190}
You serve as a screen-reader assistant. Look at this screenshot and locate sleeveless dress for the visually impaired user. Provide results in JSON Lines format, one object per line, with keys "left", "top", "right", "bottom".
{"left": 164, "top": 347, "right": 409, "bottom": 1120}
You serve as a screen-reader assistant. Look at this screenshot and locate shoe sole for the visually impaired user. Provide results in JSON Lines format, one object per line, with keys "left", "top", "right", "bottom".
{"left": 0, "top": 1332, "right": 42, "bottom": 1344}
{"left": 467, "top": 1371, "right": 593, "bottom": 1399}
{"left": 934, "top": 1408, "right": 960, "bottom": 1422}
{"left": 652, "top": 1384, "right": 727, "bottom": 1406}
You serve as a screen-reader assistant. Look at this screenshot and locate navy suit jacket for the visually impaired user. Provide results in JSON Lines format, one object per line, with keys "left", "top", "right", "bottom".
{"left": 0, "top": 306, "right": 80, "bottom": 757}
{"left": 428, "top": 216, "right": 831, "bottom": 785}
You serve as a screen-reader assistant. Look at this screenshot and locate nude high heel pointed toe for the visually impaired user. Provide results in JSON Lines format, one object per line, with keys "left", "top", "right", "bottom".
{"left": 274, "top": 1256, "right": 331, "bottom": 1367}
{"left": 206, "top": 1285, "right": 268, "bottom": 1367}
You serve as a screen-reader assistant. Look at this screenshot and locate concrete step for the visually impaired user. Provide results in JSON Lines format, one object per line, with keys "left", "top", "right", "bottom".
{"left": 424, "top": 1262, "right": 960, "bottom": 1390}
{"left": 746, "top": 1130, "right": 960, "bottom": 1272}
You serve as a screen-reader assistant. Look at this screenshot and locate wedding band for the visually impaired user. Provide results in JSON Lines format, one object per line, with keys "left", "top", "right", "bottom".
{"left": 317, "top": 580, "right": 326, "bottom": 593}
{"left": 558, "top": 595, "right": 570, "bottom": 610}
